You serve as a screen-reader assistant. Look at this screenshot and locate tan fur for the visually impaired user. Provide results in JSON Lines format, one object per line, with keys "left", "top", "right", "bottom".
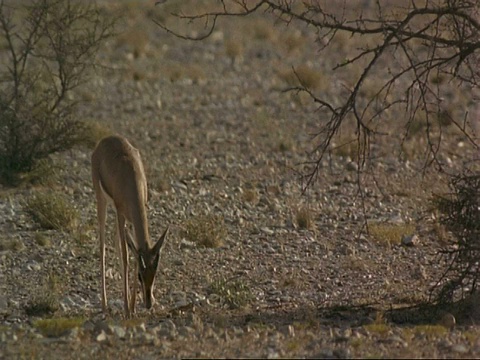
{"left": 91, "top": 135, "right": 168, "bottom": 318}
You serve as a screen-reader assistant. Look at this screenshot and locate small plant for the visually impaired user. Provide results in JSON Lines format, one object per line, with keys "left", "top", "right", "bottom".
{"left": 209, "top": 276, "right": 253, "bottom": 309}
{"left": 183, "top": 214, "right": 227, "bottom": 248}
{"left": 363, "top": 312, "right": 391, "bottom": 336}
{"left": 25, "top": 271, "right": 63, "bottom": 317}
{"left": 25, "top": 192, "right": 78, "bottom": 231}
{"left": 406, "top": 324, "right": 448, "bottom": 338}
{"left": 278, "top": 64, "right": 325, "bottom": 91}
{"left": 296, "top": 206, "right": 313, "bottom": 230}
{"left": 252, "top": 19, "right": 276, "bottom": 41}
{"left": 242, "top": 188, "right": 259, "bottom": 205}
{"left": 283, "top": 31, "right": 305, "bottom": 54}
{"left": 0, "top": 236, "right": 24, "bottom": 252}
{"left": 34, "top": 232, "right": 51, "bottom": 247}
{"left": 33, "top": 317, "right": 84, "bottom": 337}
{"left": 225, "top": 36, "right": 244, "bottom": 64}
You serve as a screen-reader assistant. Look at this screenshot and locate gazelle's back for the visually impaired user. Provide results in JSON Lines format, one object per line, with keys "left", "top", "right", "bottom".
{"left": 91, "top": 135, "right": 148, "bottom": 221}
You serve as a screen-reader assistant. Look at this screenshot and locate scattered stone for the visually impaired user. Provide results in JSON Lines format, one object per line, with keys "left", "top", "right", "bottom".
{"left": 279, "top": 325, "right": 295, "bottom": 338}
{"left": 180, "top": 239, "right": 196, "bottom": 249}
{"left": 401, "top": 234, "right": 418, "bottom": 247}
{"left": 439, "top": 313, "right": 456, "bottom": 329}
{"left": 346, "top": 161, "right": 358, "bottom": 172}
{"left": 96, "top": 330, "right": 108, "bottom": 342}
{"left": 451, "top": 343, "right": 469, "bottom": 354}
{"left": 110, "top": 325, "right": 126, "bottom": 339}
{"left": 0, "top": 295, "right": 8, "bottom": 313}
{"left": 260, "top": 227, "right": 274, "bottom": 235}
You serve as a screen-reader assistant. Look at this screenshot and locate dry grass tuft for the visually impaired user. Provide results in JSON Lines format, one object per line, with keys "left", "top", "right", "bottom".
{"left": 163, "top": 63, "right": 206, "bottom": 83}
{"left": 34, "top": 232, "right": 51, "bottom": 247}
{"left": 364, "top": 312, "right": 391, "bottom": 336}
{"left": 25, "top": 192, "right": 79, "bottom": 231}
{"left": 296, "top": 206, "right": 313, "bottom": 230}
{"left": 225, "top": 36, "right": 244, "bottom": 63}
{"left": 368, "top": 222, "right": 416, "bottom": 246}
{"left": 33, "top": 317, "right": 85, "bottom": 338}
{"left": 25, "top": 271, "right": 63, "bottom": 317}
{"left": 278, "top": 64, "right": 326, "bottom": 91}
{"left": 242, "top": 188, "right": 259, "bottom": 205}
{"left": 183, "top": 214, "right": 227, "bottom": 248}
{"left": 0, "top": 236, "right": 24, "bottom": 252}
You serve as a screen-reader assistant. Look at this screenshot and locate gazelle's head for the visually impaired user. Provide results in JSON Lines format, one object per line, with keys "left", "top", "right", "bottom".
{"left": 127, "top": 226, "right": 169, "bottom": 309}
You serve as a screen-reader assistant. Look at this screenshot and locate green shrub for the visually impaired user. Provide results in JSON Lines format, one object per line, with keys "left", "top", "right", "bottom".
{"left": 0, "top": 0, "right": 116, "bottom": 185}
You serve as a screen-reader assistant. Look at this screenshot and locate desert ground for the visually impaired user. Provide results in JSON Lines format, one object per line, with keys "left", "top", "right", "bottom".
{"left": 1, "top": 1, "right": 480, "bottom": 359}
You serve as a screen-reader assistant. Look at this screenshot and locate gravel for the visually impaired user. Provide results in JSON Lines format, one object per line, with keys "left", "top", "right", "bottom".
{"left": 1, "top": 2, "right": 480, "bottom": 359}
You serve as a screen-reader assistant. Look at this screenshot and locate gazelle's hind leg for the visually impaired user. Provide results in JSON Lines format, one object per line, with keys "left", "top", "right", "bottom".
{"left": 94, "top": 186, "right": 108, "bottom": 313}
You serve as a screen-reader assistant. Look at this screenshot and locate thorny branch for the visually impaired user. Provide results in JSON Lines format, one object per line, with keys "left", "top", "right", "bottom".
{"left": 155, "top": 0, "right": 480, "bottom": 190}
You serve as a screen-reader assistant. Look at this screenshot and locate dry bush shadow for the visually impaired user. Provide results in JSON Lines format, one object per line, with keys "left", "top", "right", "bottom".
{"left": 195, "top": 298, "right": 480, "bottom": 331}
{"left": 198, "top": 303, "right": 379, "bottom": 330}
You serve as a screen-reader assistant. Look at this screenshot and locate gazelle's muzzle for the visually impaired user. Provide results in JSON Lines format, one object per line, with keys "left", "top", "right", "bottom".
{"left": 143, "top": 283, "right": 155, "bottom": 309}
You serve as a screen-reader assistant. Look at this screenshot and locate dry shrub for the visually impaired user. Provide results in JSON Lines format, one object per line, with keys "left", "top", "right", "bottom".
{"left": 433, "top": 170, "right": 480, "bottom": 304}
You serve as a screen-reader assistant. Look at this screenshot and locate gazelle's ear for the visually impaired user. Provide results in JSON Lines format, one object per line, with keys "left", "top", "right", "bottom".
{"left": 125, "top": 229, "right": 138, "bottom": 255}
{"left": 153, "top": 226, "right": 169, "bottom": 255}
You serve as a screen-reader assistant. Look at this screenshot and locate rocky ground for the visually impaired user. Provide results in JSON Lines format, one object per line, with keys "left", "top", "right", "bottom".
{"left": 1, "top": 1, "right": 480, "bottom": 359}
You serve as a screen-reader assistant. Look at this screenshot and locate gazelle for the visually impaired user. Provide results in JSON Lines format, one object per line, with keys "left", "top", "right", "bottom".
{"left": 91, "top": 135, "right": 169, "bottom": 318}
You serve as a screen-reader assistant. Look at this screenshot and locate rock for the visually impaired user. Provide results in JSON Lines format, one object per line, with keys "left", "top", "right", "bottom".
{"left": 439, "top": 313, "right": 456, "bottom": 329}
{"left": 0, "top": 295, "right": 8, "bottom": 313}
{"left": 333, "top": 347, "right": 351, "bottom": 358}
{"left": 178, "top": 326, "right": 195, "bottom": 338}
{"left": 451, "top": 343, "right": 468, "bottom": 354}
{"left": 96, "top": 330, "right": 108, "bottom": 342}
{"left": 155, "top": 320, "right": 177, "bottom": 340}
{"left": 279, "top": 325, "right": 295, "bottom": 337}
{"left": 180, "top": 239, "right": 196, "bottom": 249}
{"left": 110, "top": 325, "right": 126, "bottom": 339}
{"left": 260, "top": 227, "right": 274, "bottom": 235}
{"left": 346, "top": 161, "right": 358, "bottom": 172}
{"left": 315, "top": 349, "right": 334, "bottom": 358}
{"left": 401, "top": 234, "right": 418, "bottom": 247}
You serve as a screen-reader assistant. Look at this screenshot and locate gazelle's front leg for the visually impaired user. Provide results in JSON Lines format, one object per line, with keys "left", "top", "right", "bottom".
{"left": 129, "top": 261, "right": 138, "bottom": 314}
{"left": 117, "top": 214, "right": 131, "bottom": 318}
